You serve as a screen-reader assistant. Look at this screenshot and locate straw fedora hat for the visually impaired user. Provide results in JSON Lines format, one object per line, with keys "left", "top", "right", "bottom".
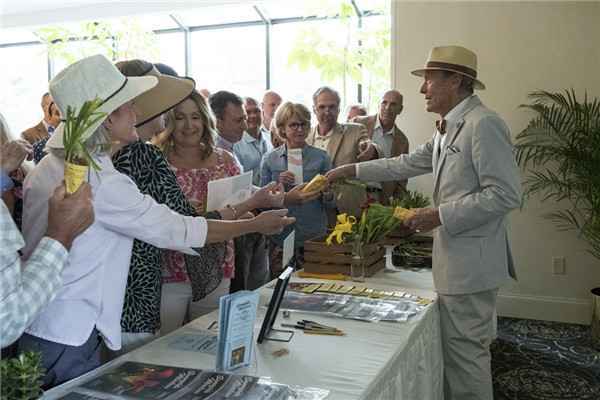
{"left": 115, "top": 59, "right": 195, "bottom": 127}
{"left": 411, "top": 45, "right": 485, "bottom": 90}
{"left": 47, "top": 54, "right": 158, "bottom": 149}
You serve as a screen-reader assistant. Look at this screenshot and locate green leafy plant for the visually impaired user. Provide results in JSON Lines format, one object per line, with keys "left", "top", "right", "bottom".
{"left": 63, "top": 98, "right": 106, "bottom": 170}
{"left": 389, "top": 190, "right": 431, "bottom": 209}
{"left": 1, "top": 351, "right": 45, "bottom": 400}
{"left": 287, "top": 0, "right": 390, "bottom": 110}
{"left": 515, "top": 90, "right": 600, "bottom": 259}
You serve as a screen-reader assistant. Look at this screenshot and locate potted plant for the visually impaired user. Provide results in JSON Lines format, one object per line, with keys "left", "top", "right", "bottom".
{"left": 0, "top": 351, "right": 45, "bottom": 399}
{"left": 63, "top": 98, "right": 105, "bottom": 193}
{"left": 514, "top": 89, "right": 600, "bottom": 344}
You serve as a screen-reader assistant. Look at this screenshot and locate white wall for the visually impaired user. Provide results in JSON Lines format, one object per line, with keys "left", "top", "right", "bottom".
{"left": 391, "top": 1, "right": 600, "bottom": 324}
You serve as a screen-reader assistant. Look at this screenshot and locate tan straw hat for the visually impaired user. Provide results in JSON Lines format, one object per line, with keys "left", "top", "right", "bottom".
{"left": 47, "top": 54, "right": 158, "bottom": 149}
{"left": 115, "top": 59, "right": 195, "bottom": 127}
{"left": 411, "top": 45, "right": 485, "bottom": 90}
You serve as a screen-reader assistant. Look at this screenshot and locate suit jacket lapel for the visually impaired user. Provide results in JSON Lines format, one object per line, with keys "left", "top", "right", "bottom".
{"left": 327, "top": 124, "right": 344, "bottom": 165}
{"left": 432, "top": 96, "right": 481, "bottom": 199}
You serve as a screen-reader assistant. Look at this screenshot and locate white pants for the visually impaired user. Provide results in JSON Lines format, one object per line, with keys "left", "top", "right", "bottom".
{"left": 438, "top": 288, "right": 498, "bottom": 400}
{"left": 160, "top": 279, "right": 230, "bottom": 336}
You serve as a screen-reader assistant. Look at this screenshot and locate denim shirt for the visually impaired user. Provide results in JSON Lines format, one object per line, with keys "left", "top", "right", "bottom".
{"left": 234, "top": 131, "right": 273, "bottom": 186}
{"left": 260, "top": 144, "right": 334, "bottom": 247}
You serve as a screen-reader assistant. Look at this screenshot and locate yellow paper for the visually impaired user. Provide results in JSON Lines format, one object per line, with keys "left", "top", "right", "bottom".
{"left": 65, "top": 162, "right": 88, "bottom": 194}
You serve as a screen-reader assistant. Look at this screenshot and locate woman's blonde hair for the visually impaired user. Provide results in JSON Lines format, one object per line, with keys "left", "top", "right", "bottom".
{"left": 152, "top": 89, "right": 215, "bottom": 160}
{"left": 273, "top": 102, "right": 311, "bottom": 142}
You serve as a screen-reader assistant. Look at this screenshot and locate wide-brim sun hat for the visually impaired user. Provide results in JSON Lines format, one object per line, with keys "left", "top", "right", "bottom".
{"left": 116, "top": 60, "right": 195, "bottom": 127}
{"left": 411, "top": 45, "right": 485, "bottom": 90}
{"left": 46, "top": 54, "right": 158, "bottom": 149}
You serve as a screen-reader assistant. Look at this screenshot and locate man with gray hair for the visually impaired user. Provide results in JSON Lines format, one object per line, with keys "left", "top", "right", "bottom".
{"left": 307, "top": 86, "right": 378, "bottom": 220}
{"left": 260, "top": 90, "right": 282, "bottom": 137}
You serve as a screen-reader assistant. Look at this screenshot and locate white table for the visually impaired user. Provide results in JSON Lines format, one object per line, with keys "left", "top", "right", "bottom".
{"left": 44, "top": 268, "right": 443, "bottom": 400}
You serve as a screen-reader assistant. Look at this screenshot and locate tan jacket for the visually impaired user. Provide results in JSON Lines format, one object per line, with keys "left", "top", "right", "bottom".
{"left": 307, "top": 122, "right": 369, "bottom": 168}
{"left": 353, "top": 114, "right": 410, "bottom": 203}
{"left": 21, "top": 121, "right": 49, "bottom": 144}
{"left": 307, "top": 122, "right": 371, "bottom": 221}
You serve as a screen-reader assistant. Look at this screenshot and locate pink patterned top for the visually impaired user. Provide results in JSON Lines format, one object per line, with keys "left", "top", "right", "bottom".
{"left": 162, "top": 148, "right": 241, "bottom": 283}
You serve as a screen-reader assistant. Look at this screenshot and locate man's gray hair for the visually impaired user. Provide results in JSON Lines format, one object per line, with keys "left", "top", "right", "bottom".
{"left": 312, "top": 86, "right": 341, "bottom": 105}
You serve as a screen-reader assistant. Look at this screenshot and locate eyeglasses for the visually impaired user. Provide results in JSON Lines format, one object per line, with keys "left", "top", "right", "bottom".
{"left": 287, "top": 122, "right": 307, "bottom": 130}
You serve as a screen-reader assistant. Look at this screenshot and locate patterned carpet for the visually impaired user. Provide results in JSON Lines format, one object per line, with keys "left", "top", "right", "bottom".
{"left": 492, "top": 317, "right": 600, "bottom": 399}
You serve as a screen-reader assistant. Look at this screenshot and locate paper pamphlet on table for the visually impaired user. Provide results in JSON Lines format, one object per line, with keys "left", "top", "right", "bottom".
{"left": 287, "top": 148, "right": 303, "bottom": 185}
{"left": 216, "top": 290, "right": 259, "bottom": 371}
{"left": 59, "top": 361, "right": 330, "bottom": 400}
{"left": 280, "top": 290, "right": 428, "bottom": 322}
{"left": 167, "top": 328, "right": 218, "bottom": 354}
{"left": 206, "top": 171, "right": 253, "bottom": 212}
{"left": 282, "top": 230, "right": 295, "bottom": 268}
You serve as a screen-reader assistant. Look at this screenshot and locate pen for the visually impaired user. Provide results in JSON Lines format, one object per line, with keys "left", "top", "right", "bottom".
{"left": 303, "top": 330, "right": 345, "bottom": 336}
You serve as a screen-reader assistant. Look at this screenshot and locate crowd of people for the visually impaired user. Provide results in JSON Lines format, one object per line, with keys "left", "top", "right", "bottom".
{"left": 1, "top": 44, "right": 521, "bottom": 400}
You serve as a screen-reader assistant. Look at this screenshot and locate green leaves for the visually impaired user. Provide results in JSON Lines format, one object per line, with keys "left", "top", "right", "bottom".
{"left": 389, "top": 190, "right": 431, "bottom": 209}
{"left": 515, "top": 90, "right": 600, "bottom": 259}
{"left": 0, "top": 351, "right": 45, "bottom": 400}
{"left": 63, "top": 98, "right": 106, "bottom": 171}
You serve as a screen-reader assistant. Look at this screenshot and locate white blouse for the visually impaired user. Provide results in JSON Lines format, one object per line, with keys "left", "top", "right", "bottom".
{"left": 21, "top": 153, "right": 207, "bottom": 350}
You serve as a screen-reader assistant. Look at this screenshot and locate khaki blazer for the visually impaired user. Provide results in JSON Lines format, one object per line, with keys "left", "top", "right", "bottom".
{"left": 356, "top": 96, "right": 522, "bottom": 294}
{"left": 307, "top": 122, "right": 370, "bottom": 221}
{"left": 353, "top": 114, "right": 410, "bottom": 202}
{"left": 21, "top": 121, "right": 49, "bottom": 144}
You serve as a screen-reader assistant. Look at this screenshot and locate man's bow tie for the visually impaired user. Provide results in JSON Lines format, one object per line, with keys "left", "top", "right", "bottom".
{"left": 436, "top": 119, "right": 447, "bottom": 135}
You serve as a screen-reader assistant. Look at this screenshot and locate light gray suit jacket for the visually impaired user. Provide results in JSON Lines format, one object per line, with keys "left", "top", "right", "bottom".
{"left": 357, "top": 96, "right": 522, "bottom": 294}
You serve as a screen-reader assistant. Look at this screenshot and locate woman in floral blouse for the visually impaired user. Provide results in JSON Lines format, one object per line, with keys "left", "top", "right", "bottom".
{"left": 154, "top": 89, "right": 254, "bottom": 334}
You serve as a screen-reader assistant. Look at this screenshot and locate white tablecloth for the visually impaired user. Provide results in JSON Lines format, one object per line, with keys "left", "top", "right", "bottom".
{"left": 43, "top": 269, "right": 443, "bottom": 400}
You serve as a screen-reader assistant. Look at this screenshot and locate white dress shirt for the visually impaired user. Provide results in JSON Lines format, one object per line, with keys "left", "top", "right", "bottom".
{"left": 312, "top": 127, "right": 334, "bottom": 152}
{"left": 21, "top": 153, "right": 208, "bottom": 350}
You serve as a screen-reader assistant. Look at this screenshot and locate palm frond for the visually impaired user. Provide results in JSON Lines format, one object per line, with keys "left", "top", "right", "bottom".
{"left": 516, "top": 90, "right": 600, "bottom": 261}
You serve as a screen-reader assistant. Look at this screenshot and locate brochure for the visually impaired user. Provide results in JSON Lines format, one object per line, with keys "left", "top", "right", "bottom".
{"left": 59, "top": 361, "right": 330, "bottom": 400}
{"left": 167, "top": 329, "right": 218, "bottom": 354}
{"left": 287, "top": 148, "right": 303, "bottom": 185}
{"left": 216, "top": 291, "right": 260, "bottom": 371}
{"left": 206, "top": 171, "right": 253, "bottom": 212}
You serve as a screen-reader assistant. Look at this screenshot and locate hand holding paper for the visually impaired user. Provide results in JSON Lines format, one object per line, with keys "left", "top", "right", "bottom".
{"left": 287, "top": 148, "right": 303, "bottom": 185}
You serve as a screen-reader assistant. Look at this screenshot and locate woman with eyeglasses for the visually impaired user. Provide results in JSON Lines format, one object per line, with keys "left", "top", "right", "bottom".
{"left": 260, "top": 102, "right": 335, "bottom": 265}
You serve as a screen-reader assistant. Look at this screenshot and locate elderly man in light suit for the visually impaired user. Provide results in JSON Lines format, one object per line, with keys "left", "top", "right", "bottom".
{"left": 327, "top": 45, "right": 522, "bottom": 400}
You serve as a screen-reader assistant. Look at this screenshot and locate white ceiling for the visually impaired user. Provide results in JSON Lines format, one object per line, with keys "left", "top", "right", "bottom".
{"left": 0, "top": 0, "right": 250, "bottom": 29}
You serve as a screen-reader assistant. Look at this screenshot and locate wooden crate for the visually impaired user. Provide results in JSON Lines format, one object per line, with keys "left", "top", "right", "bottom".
{"left": 302, "top": 237, "right": 385, "bottom": 277}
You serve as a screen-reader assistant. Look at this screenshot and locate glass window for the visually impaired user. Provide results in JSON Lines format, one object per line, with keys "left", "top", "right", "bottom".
{"left": 270, "top": 19, "right": 355, "bottom": 111}
{"left": 0, "top": 44, "right": 49, "bottom": 137}
{"left": 173, "top": 4, "right": 259, "bottom": 27}
{"left": 0, "top": 28, "right": 39, "bottom": 45}
{"left": 189, "top": 26, "right": 265, "bottom": 98}
{"left": 148, "top": 32, "right": 186, "bottom": 77}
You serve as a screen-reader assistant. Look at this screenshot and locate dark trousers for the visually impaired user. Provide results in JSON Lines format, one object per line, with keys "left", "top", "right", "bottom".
{"left": 230, "top": 233, "right": 270, "bottom": 293}
{"left": 18, "top": 329, "right": 103, "bottom": 389}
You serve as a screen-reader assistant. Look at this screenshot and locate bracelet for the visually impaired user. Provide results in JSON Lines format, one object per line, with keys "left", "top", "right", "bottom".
{"left": 226, "top": 204, "right": 238, "bottom": 219}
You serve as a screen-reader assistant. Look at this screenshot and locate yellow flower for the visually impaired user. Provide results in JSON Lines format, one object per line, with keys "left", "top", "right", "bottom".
{"left": 326, "top": 214, "right": 357, "bottom": 245}
{"left": 393, "top": 206, "right": 415, "bottom": 221}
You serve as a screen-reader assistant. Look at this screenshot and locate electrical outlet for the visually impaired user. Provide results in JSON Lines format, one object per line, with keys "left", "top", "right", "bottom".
{"left": 552, "top": 257, "right": 566, "bottom": 275}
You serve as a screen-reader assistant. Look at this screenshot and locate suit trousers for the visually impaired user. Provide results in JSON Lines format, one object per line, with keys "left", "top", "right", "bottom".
{"left": 438, "top": 288, "right": 498, "bottom": 400}
{"left": 18, "top": 328, "right": 103, "bottom": 389}
{"left": 230, "top": 233, "right": 270, "bottom": 292}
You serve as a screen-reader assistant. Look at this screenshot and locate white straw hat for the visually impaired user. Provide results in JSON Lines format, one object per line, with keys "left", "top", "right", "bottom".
{"left": 47, "top": 54, "right": 158, "bottom": 149}
{"left": 411, "top": 45, "right": 485, "bottom": 90}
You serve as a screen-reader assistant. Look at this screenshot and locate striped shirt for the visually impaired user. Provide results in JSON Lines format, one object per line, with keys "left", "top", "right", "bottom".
{"left": 0, "top": 201, "right": 68, "bottom": 348}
